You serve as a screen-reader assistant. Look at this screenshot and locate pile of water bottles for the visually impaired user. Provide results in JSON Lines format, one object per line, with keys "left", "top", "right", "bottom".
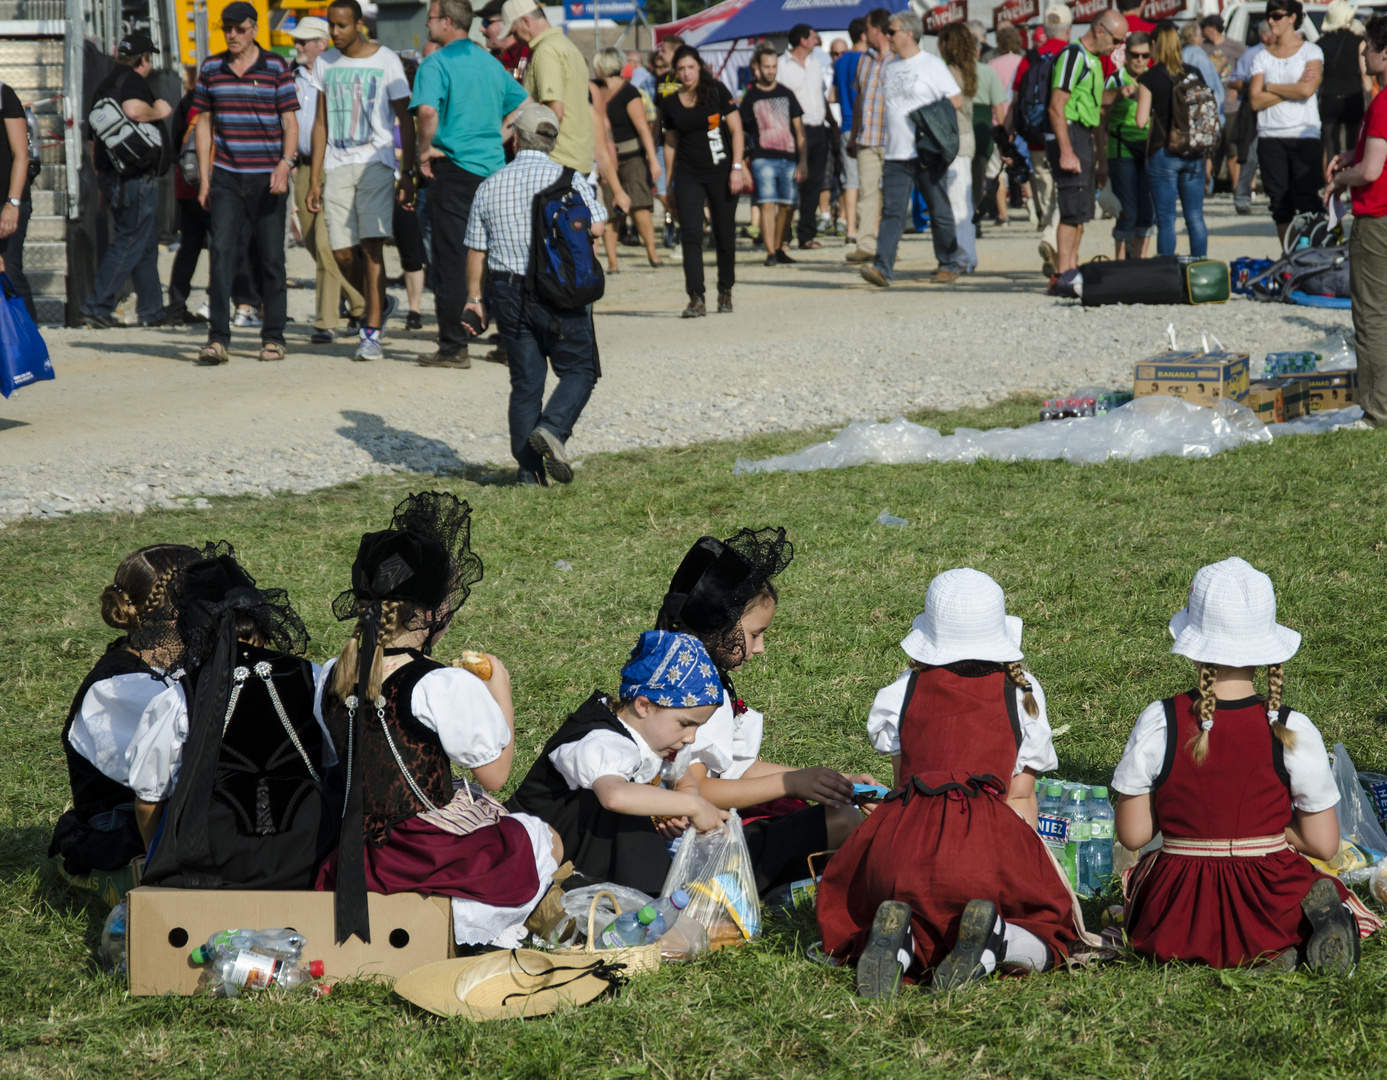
{"left": 1035, "top": 780, "right": 1115, "bottom": 898}
{"left": 190, "top": 928, "right": 326, "bottom": 997}
{"left": 1038, "top": 392, "right": 1134, "bottom": 422}
{"left": 1263, "top": 351, "right": 1321, "bottom": 376}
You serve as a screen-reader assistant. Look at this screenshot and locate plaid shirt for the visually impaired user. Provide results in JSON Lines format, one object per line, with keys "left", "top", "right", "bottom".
{"left": 854, "top": 48, "right": 889, "bottom": 148}
{"left": 465, "top": 150, "right": 607, "bottom": 276}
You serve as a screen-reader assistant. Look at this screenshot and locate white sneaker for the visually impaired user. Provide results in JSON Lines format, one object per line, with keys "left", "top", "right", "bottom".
{"left": 354, "top": 332, "right": 382, "bottom": 361}
{"left": 196, "top": 302, "right": 210, "bottom": 320}
{"left": 233, "top": 308, "right": 262, "bottom": 327}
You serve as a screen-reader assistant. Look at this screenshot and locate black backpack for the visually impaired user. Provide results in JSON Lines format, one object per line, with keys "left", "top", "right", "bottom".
{"left": 526, "top": 167, "right": 605, "bottom": 311}
{"left": 1014, "top": 47, "right": 1060, "bottom": 144}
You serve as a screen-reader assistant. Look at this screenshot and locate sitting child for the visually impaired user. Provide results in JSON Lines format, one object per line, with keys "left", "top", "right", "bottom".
{"left": 127, "top": 545, "right": 339, "bottom": 890}
{"left": 509, "top": 629, "right": 729, "bottom": 896}
{"left": 1113, "top": 557, "right": 1381, "bottom": 971}
{"left": 48, "top": 543, "right": 203, "bottom": 876}
{"left": 818, "top": 569, "right": 1091, "bottom": 997}
{"left": 317, "top": 491, "right": 559, "bottom": 948}
{"left": 656, "top": 528, "right": 875, "bottom": 891}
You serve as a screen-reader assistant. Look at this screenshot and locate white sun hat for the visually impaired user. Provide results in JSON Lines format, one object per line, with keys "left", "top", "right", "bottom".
{"left": 900, "top": 568, "right": 1023, "bottom": 667}
{"left": 1168, "top": 557, "right": 1300, "bottom": 667}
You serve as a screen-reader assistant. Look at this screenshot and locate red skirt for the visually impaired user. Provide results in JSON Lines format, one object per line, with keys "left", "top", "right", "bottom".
{"left": 740, "top": 797, "right": 810, "bottom": 825}
{"left": 818, "top": 782, "right": 1078, "bottom": 979}
{"left": 1125, "top": 847, "right": 1382, "bottom": 967}
{"left": 315, "top": 814, "right": 540, "bottom": 908}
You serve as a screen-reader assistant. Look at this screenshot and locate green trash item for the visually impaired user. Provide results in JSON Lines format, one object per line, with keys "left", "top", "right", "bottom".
{"left": 1185, "top": 260, "right": 1231, "bottom": 304}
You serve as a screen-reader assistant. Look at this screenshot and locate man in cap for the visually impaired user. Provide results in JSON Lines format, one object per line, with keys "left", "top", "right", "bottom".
{"left": 505, "top": 2, "right": 594, "bottom": 174}
{"left": 79, "top": 30, "right": 172, "bottom": 329}
{"left": 462, "top": 103, "right": 606, "bottom": 486}
{"left": 289, "top": 15, "right": 364, "bottom": 345}
{"left": 192, "top": 1, "right": 299, "bottom": 363}
{"left": 410, "top": 0, "right": 530, "bottom": 370}
{"left": 478, "top": 0, "right": 530, "bottom": 73}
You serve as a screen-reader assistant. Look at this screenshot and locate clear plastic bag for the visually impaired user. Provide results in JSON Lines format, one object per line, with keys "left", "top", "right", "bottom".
{"left": 660, "top": 811, "right": 761, "bottom": 950}
{"left": 1330, "top": 743, "right": 1387, "bottom": 863}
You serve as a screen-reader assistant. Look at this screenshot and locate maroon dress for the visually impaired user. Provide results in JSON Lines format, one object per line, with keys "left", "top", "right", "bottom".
{"left": 1123, "top": 693, "right": 1381, "bottom": 967}
{"left": 818, "top": 665, "right": 1082, "bottom": 979}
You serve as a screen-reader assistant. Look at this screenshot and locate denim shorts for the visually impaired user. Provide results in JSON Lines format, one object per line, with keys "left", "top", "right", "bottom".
{"left": 751, "top": 156, "right": 798, "bottom": 205}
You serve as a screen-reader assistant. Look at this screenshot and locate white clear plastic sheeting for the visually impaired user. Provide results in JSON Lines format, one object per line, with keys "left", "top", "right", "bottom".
{"left": 733, "top": 399, "right": 1365, "bottom": 475}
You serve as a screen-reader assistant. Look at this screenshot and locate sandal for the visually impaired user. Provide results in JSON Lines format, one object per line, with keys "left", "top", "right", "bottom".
{"left": 258, "top": 341, "right": 287, "bottom": 362}
{"left": 198, "top": 341, "right": 229, "bottom": 365}
{"left": 798, "top": 239, "right": 822, "bottom": 250}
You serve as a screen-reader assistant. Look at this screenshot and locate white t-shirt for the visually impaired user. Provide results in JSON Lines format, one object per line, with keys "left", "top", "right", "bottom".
{"left": 779, "top": 49, "right": 827, "bottom": 127}
{"left": 883, "top": 49, "right": 961, "bottom": 161}
{"left": 67, "top": 669, "right": 178, "bottom": 785}
{"left": 309, "top": 46, "right": 411, "bottom": 170}
{"left": 1111, "top": 699, "right": 1340, "bottom": 813}
{"left": 1251, "top": 42, "right": 1323, "bottom": 139}
{"left": 548, "top": 704, "right": 665, "bottom": 790}
{"left": 866, "top": 670, "right": 1059, "bottom": 777}
{"left": 688, "top": 688, "right": 765, "bottom": 781}
{"left": 294, "top": 64, "right": 319, "bottom": 160}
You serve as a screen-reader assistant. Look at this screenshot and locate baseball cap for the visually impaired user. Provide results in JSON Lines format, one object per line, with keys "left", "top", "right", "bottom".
{"left": 500, "top": 0, "right": 540, "bottom": 29}
{"left": 221, "top": 1, "right": 258, "bottom": 25}
{"left": 477, "top": 0, "right": 505, "bottom": 20}
{"left": 117, "top": 29, "right": 155, "bottom": 55}
{"left": 1043, "top": 3, "right": 1073, "bottom": 25}
{"left": 289, "top": 15, "right": 330, "bottom": 39}
{"left": 512, "top": 102, "right": 559, "bottom": 135}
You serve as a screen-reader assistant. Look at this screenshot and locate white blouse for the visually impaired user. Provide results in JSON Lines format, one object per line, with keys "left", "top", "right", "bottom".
{"left": 1112, "top": 699, "right": 1340, "bottom": 813}
{"left": 548, "top": 704, "right": 665, "bottom": 790}
{"left": 67, "top": 669, "right": 177, "bottom": 785}
{"left": 866, "top": 669, "right": 1059, "bottom": 777}
{"left": 688, "top": 688, "right": 765, "bottom": 780}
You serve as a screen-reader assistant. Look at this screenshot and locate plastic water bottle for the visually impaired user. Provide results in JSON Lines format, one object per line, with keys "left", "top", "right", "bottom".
{"left": 1085, "top": 786, "right": 1115, "bottom": 894}
{"left": 1039, "top": 783, "right": 1063, "bottom": 818}
{"left": 190, "top": 928, "right": 307, "bottom": 965}
{"left": 1061, "top": 788, "right": 1092, "bottom": 895}
{"left": 762, "top": 877, "right": 819, "bottom": 915}
{"left": 100, "top": 903, "right": 128, "bottom": 975}
{"left": 598, "top": 909, "right": 654, "bottom": 949}
{"left": 205, "top": 951, "right": 325, "bottom": 997}
{"left": 639, "top": 889, "right": 691, "bottom": 942}
{"left": 1037, "top": 783, "right": 1066, "bottom": 860}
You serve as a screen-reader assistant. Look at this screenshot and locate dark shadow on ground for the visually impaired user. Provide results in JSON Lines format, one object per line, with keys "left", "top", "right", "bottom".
{"left": 0, "top": 417, "right": 30, "bottom": 432}
{"left": 336, "top": 410, "right": 515, "bottom": 484}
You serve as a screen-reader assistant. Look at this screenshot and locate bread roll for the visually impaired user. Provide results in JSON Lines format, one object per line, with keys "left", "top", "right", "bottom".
{"left": 452, "top": 651, "right": 492, "bottom": 681}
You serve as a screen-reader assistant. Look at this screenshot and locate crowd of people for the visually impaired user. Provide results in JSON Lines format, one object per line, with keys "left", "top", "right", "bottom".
{"left": 48, "top": 501, "right": 1380, "bottom": 988}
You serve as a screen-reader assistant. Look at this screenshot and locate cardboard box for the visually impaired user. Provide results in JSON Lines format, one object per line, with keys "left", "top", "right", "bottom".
{"left": 1133, "top": 352, "right": 1250, "bottom": 407}
{"left": 1278, "top": 370, "right": 1358, "bottom": 414}
{"left": 1246, "top": 383, "right": 1285, "bottom": 425}
{"left": 1275, "top": 377, "right": 1309, "bottom": 419}
{"left": 128, "top": 887, "right": 455, "bottom": 995}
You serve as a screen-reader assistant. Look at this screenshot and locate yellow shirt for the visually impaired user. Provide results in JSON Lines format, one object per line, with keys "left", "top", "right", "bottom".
{"left": 522, "top": 26, "right": 594, "bottom": 173}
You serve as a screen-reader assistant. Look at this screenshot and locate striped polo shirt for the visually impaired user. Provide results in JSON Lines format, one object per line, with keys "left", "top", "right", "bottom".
{"left": 192, "top": 48, "right": 298, "bottom": 173}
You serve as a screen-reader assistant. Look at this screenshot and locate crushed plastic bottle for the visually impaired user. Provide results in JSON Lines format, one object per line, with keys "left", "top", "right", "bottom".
{"left": 876, "top": 511, "right": 909, "bottom": 527}
{"left": 763, "top": 877, "right": 819, "bottom": 915}
{"left": 204, "top": 951, "right": 325, "bottom": 997}
{"left": 190, "top": 928, "right": 307, "bottom": 965}
{"left": 99, "top": 903, "right": 128, "bottom": 975}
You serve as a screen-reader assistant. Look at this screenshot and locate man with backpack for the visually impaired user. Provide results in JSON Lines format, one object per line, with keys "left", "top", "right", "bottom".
{"left": 1009, "top": 4, "right": 1072, "bottom": 277}
{"left": 80, "top": 31, "right": 171, "bottom": 329}
{"left": 462, "top": 104, "right": 606, "bottom": 486}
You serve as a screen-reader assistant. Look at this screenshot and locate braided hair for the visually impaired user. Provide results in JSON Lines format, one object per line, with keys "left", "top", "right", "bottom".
{"left": 1187, "top": 662, "right": 1297, "bottom": 765}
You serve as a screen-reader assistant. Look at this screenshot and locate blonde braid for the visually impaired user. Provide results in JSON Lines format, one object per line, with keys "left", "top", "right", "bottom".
{"left": 1186, "top": 662, "right": 1218, "bottom": 765}
{"left": 1266, "top": 663, "right": 1298, "bottom": 751}
{"left": 330, "top": 600, "right": 412, "bottom": 703}
{"left": 1003, "top": 661, "right": 1040, "bottom": 718}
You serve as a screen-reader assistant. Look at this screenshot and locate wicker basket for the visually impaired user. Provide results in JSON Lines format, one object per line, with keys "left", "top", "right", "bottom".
{"left": 551, "top": 890, "right": 662, "bottom": 974}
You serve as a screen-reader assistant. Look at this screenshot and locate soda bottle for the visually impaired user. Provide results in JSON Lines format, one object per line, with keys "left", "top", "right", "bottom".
{"left": 1086, "top": 786, "right": 1115, "bottom": 893}
{"left": 205, "top": 951, "right": 325, "bottom": 997}
{"left": 190, "top": 928, "right": 307, "bottom": 965}
{"left": 1060, "top": 788, "right": 1092, "bottom": 896}
{"left": 762, "top": 878, "right": 818, "bottom": 916}
{"left": 100, "top": 903, "right": 128, "bottom": 975}
{"left": 639, "top": 889, "right": 692, "bottom": 942}
{"left": 598, "top": 909, "right": 654, "bottom": 949}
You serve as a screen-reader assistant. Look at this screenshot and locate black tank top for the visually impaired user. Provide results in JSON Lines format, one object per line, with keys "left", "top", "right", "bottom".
{"left": 1320, "top": 30, "right": 1363, "bottom": 97}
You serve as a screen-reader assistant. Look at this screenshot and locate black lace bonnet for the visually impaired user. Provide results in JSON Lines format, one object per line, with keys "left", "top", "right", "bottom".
{"left": 659, "top": 527, "right": 793, "bottom": 669}
{"left": 172, "top": 543, "right": 311, "bottom": 669}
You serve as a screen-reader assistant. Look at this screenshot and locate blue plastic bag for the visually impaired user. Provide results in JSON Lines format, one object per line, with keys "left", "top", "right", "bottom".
{"left": 0, "top": 272, "right": 53, "bottom": 397}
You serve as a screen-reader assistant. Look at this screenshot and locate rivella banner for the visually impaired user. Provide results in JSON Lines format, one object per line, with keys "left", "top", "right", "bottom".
{"left": 1068, "top": 0, "right": 1111, "bottom": 22}
{"left": 992, "top": 0, "right": 1037, "bottom": 28}
{"left": 925, "top": 0, "right": 966, "bottom": 32}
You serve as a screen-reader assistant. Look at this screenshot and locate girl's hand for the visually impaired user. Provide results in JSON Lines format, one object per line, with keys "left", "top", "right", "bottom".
{"left": 690, "top": 799, "right": 730, "bottom": 833}
{"left": 844, "top": 772, "right": 883, "bottom": 787}
{"left": 729, "top": 167, "right": 746, "bottom": 195}
{"left": 655, "top": 816, "right": 689, "bottom": 840}
{"left": 785, "top": 767, "right": 854, "bottom": 806}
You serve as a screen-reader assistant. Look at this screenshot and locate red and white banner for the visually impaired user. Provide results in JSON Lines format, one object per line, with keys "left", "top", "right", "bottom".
{"left": 925, "top": 0, "right": 966, "bottom": 32}
{"left": 1068, "top": 0, "right": 1110, "bottom": 21}
{"left": 1142, "top": 0, "right": 1185, "bottom": 19}
{"left": 992, "top": 0, "right": 1037, "bottom": 28}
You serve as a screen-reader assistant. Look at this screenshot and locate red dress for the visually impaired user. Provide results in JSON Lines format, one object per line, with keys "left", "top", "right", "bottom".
{"left": 818, "top": 666, "right": 1084, "bottom": 979}
{"left": 1124, "top": 693, "right": 1381, "bottom": 967}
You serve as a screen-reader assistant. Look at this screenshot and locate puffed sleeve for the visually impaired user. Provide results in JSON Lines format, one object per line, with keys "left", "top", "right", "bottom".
{"left": 1111, "top": 701, "right": 1169, "bottom": 797}
{"left": 688, "top": 691, "right": 736, "bottom": 777}
{"left": 1013, "top": 673, "right": 1058, "bottom": 776}
{"left": 411, "top": 666, "right": 511, "bottom": 769}
{"left": 125, "top": 684, "right": 191, "bottom": 803}
{"left": 548, "top": 731, "right": 649, "bottom": 790}
{"left": 67, "top": 671, "right": 170, "bottom": 783}
{"left": 1282, "top": 711, "right": 1341, "bottom": 814}
{"left": 867, "top": 673, "right": 910, "bottom": 755}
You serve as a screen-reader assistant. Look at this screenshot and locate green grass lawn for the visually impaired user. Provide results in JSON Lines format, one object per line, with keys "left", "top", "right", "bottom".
{"left": 4, "top": 397, "right": 1387, "bottom": 1079}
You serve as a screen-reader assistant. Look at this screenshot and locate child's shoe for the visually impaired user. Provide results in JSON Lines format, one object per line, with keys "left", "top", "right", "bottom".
{"left": 856, "top": 900, "right": 911, "bottom": 1000}
{"left": 933, "top": 899, "right": 1007, "bottom": 991}
{"left": 1302, "top": 878, "right": 1360, "bottom": 974}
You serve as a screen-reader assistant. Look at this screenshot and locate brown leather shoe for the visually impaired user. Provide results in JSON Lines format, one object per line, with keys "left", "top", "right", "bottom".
{"left": 717, "top": 290, "right": 733, "bottom": 313}
{"left": 859, "top": 264, "right": 889, "bottom": 287}
{"left": 845, "top": 248, "right": 874, "bottom": 263}
{"left": 682, "top": 293, "right": 706, "bottom": 318}
{"left": 418, "top": 349, "right": 471, "bottom": 369}
{"left": 932, "top": 269, "right": 960, "bottom": 285}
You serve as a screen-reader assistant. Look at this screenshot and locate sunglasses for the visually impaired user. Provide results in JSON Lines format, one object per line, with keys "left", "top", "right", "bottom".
{"left": 1128, "top": 49, "right": 1151, "bottom": 58}
{"left": 1267, "top": 10, "right": 1292, "bottom": 20}
{"left": 222, "top": 22, "right": 255, "bottom": 34}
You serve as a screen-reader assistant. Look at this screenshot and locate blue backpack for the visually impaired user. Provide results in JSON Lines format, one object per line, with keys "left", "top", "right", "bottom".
{"left": 527, "top": 167, "right": 605, "bottom": 311}
{"left": 1013, "top": 47, "right": 1059, "bottom": 145}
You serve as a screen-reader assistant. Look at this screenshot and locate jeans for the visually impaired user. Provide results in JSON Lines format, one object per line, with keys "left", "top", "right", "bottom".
{"left": 751, "top": 157, "right": 797, "bottom": 205}
{"left": 167, "top": 197, "right": 209, "bottom": 317}
{"left": 429, "top": 157, "right": 485, "bottom": 354}
{"left": 673, "top": 169, "right": 736, "bottom": 296}
{"left": 83, "top": 172, "right": 164, "bottom": 322}
{"left": 873, "top": 156, "right": 958, "bottom": 281}
{"left": 1147, "top": 148, "right": 1207, "bottom": 258}
{"left": 796, "top": 124, "right": 829, "bottom": 245}
{"left": 1235, "top": 136, "right": 1258, "bottom": 207}
{"left": 207, "top": 167, "right": 287, "bottom": 345}
{"left": 0, "top": 198, "right": 35, "bottom": 321}
{"left": 1108, "top": 155, "right": 1155, "bottom": 244}
{"left": 490, "top": 277, "right": 599, "bottom": 476}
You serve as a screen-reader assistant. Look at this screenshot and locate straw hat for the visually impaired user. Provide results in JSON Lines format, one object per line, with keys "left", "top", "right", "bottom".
{"left": 393, "top": 949, "right": 619, "bottom": 1020}
{"left": 1323, "top": 0, "right": 1357, "bottom": 32}
{"left": 1168, "top": 557, "right": 1300, "bottom": 668}
{"left": 900, "top": 568, "right": 1023, "bottom": 667}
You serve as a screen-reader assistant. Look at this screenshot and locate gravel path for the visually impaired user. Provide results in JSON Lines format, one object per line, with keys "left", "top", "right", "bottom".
{"left": 0, "top": 199, "right": 1350, "bottom": 524}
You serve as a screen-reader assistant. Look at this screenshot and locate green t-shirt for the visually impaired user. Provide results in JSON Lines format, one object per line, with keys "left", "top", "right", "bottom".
{"left": 1051, "top": 41, "right": 1102, "bottom": 129}
{"left": 409, "top": 40, "right": 528, "bottom": 178}
{"left": 1105, "top": 68, "right": 1149, "bottom": 159}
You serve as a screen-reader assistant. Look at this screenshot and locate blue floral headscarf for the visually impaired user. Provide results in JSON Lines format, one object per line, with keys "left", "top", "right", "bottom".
{"left": 619, "top": 630, "right": 723, "bottom": 708}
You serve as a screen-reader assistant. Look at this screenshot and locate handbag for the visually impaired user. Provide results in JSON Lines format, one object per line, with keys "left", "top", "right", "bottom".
{"left": 908, "top": 97, "right": 959, "bottom": 170}
{"left": 0, "top": 272, "right": 52, "bottom": 397}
